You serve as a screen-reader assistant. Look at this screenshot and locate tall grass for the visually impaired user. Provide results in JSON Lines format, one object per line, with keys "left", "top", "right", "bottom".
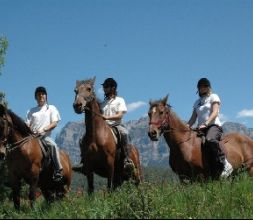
{"left": 1, "top": 173, "right": 253, "bottom": 219}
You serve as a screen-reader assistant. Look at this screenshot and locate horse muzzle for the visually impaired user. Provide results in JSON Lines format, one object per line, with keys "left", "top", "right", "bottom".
{"left": 148, "top": 130, "right": 159, "bottom": 141}
{"left": 73, "top": 103, "right": 84, "bottom": 114}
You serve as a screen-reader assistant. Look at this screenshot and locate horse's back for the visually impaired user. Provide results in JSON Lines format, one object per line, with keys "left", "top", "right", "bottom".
{"left": 224, "top": 132, "right": 253, "bottom": 169}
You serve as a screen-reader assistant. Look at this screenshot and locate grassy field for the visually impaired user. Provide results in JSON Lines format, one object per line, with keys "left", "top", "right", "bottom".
{"left": 1, "top": 171, "right": 253, "bottom": 219}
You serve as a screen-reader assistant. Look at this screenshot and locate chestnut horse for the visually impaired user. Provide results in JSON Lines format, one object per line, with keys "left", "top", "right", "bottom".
{"left": 148, "top": 95, "right": 253, "bottom": 182}
{"left": 0, "top": 104, "right": 72, "bottom": 209}
{"left": 73, "top": 78, "right": 142, "bottom": 193}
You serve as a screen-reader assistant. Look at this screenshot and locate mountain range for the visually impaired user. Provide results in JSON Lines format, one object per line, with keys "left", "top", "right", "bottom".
{"left": 55, "top": 117, "right": 253, "bottom": 168}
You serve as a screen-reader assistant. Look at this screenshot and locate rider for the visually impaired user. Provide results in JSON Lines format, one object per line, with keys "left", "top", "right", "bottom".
{"left": 100, "top": 78, "right": 135, "bottom": 174}
{"left": 187, "top": 78, "right": 233, "bottom": 178}
{"left": 26, "top": 86, "right": 63, "bottom": 182}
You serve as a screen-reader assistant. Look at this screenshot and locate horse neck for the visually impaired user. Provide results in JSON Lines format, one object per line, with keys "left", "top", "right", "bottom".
{"left": 84, "top": 99, "right": 106, "bottom": 138}
{"left": 9, "top": 127, "right": 29, "bottom": 144}
{"left": 7, "top": 113, "right": 31, "bottom": 144}
{"left": 163, "top": 111, "right": 190, "bottom": 150}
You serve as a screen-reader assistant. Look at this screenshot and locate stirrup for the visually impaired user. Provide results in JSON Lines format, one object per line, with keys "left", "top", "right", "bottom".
{"left": 53, "top": 170, "right": 63, "bottom": 182}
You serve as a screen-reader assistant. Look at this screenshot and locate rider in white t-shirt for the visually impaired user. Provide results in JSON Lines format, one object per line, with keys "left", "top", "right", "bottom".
{"left": 100, "top": 78, "right": 135, "bottom": 173}
{"left": 26, "top": 86, "right": 63, "bottom": 182}
{"left": 188, "top": 78, "right": 233, "bottom": 178}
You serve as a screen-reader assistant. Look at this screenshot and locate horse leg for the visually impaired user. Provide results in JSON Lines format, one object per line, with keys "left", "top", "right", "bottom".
{"left": 87, "top": 172, "right": 94, "bottom": 195}
{"left": 28, "top": 180, "right": 38, "bottom": 209}
{"left": 42, "top": 189, "right": 54, "bottom": 204}
{"left": 10, "top": 175, "right": 21, "bottom": 210}
{"left": 56, "top": 185, "right": 67, "bottom": 199}
{"left": 108, "top": 166, "right": 115, "bottom": 192}
{"left": 28, "top": 165, "right": 40, "bottom": 208}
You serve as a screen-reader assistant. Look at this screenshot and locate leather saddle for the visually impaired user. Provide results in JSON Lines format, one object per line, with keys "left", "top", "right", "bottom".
{"left": 110, "top": 126, "right": 122, "bottom": 150}
{"left": 38, "top": 137, "right": 52, "bottom": 169}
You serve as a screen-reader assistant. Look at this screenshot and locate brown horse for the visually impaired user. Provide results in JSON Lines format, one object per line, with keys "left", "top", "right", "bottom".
{"left": 148, "top": 95, "right": 253, "bottom": 182}
{"left": 73, "top": 77, "right": 142, "bottom": 193}
{"left": 0, "top": 104, "right": 72, "bottom": 209}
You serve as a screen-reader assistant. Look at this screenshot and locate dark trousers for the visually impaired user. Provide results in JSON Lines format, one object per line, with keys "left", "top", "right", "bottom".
{"left": 203, "top": 125, "right": 225, "bottom": 179}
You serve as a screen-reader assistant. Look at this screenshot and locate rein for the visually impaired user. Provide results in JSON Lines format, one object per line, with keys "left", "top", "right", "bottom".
{"left": 7, "top": 135, "right": 35, "bottom": 153}
{"left": 149, "top": 107, "right": 192, "bottom": 134}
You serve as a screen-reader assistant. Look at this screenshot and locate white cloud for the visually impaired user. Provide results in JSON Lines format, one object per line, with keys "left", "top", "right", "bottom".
{"left": 127, "top": 101, "right": 147, "bottom": 112}
{"left": 237, "top": 109, "right": 253, "bottom": 118}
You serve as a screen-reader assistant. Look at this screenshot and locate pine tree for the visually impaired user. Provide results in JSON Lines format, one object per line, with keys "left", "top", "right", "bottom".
{"left": 0, "top": 36, "right": 10, "bottom": 199}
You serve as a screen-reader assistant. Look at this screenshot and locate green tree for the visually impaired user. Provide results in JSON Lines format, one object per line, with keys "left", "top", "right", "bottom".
{"left": 0, "top": 37, "right": 9, "bottom": 199}
{"left": 0, "top": 37, "right": 8, "bottom": 75}
{"left": 0, "top": 37, "right": 8, "bottom": 106}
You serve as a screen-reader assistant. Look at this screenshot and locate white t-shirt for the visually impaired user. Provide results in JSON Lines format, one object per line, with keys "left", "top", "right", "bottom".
{"left": 26, "top": 104, "right": 61, "bottom": 137}
{"left": 100, "top": 96, "right": 127, "bottom": 126}
{"left": 193, "top": 93, "right": 222, "bottom": 127}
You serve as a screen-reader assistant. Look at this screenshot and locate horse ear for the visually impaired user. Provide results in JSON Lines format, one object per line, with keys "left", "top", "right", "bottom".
{"left": 91, "top": 76, "right": 96, "bottom": 85}
{"left": 149, "top": 100, "right": 154, "bottom": 106}
{"left": 162, "top": 95, "right": 169, "bottom": 105}
{"left": 0, "top": 104, "right": 7, "bottom": 117}
{"left": 76, "top": 80, "right": 81, "bottom": 87}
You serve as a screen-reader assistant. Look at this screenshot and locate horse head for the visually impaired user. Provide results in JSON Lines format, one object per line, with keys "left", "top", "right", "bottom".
{"left": 148, "top": 95, "right": 171, "bottom": 141}
{"left": 73, "top": 77, "right": 96, "bottom": 114}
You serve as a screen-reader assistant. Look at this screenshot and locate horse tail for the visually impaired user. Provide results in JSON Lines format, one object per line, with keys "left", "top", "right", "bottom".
{"left": 60, "top": 150, "right": 72, "bottom": 191}
{"left": 130, "top": 145, "right": 144, "bottom": 183}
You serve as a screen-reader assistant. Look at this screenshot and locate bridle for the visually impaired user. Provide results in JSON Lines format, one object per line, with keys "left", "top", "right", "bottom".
{"left": 149, "top": 105, "right": 193, "bottom": 145}
{"left": 0, "top": 115, "right": 34, "bottom": 152}
{"left": 149, "top": 105, "right": 176, "bottom": 134}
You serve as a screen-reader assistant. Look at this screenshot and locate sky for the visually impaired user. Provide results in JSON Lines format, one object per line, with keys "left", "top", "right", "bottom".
{"left": 1, "top": 0, "right": 253, "bottom": 137}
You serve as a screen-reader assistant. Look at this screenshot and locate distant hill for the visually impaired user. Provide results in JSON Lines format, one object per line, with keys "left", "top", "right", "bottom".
{"left": 55, "top": 117, "right": 253, "bottom": 168}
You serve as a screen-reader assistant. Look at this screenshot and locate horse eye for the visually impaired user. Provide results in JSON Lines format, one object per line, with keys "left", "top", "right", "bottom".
{"left": 74, "top": 89, "right": 78, "bottom": 94}
{"left": 160, "top": 112, "right": 164, "bottom": 115}
{"left": 87, "top": 88, "right": 91, "bottom": 92}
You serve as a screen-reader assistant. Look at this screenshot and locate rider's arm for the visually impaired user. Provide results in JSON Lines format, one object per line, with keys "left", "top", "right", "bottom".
{"left": 38, "top": 121, "right": 58, "bottom": 134}
{"left": 103, "top": 111, "right": 125, "bottom": 121}
{"left": 187, "top": 109, "right": 197, "bottom": 127}
{"left": 205, "top": 102, "right": 220, "bottom": 126}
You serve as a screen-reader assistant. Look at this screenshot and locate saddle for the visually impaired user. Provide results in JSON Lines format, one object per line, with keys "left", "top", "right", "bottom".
{"left": 38, "top": 137, "right": 52, "bottom": 169}
{"left": 196, "top": 130, "right": 228, "bottom": 155}
{"left": 110, "top": 126, "right": 122, "bottom": 150}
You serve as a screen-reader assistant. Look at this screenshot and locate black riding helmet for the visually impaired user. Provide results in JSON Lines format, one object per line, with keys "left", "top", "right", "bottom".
{"left": 197, "top": 78, "right": 211, "bottom": 89}
{"left": 101, "top": 78, "right": 117, "bottom": 89}
{"left": 34, "top": 86, "right": 47, "bottom": 99}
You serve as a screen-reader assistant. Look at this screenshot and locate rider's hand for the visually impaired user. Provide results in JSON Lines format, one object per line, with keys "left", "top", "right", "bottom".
{"left": 38, "top": 128, "right": 46, "bottom": 136}
{"left": 198, "top": 124, "right": 207, "bottom": 130}
{"left": 102, "top": 115, "right": 108, "bottom": 120}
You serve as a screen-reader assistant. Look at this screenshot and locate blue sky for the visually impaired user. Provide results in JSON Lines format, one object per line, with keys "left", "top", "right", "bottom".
{"left": 1, "top": 0, "right": 253, "bottom": 136}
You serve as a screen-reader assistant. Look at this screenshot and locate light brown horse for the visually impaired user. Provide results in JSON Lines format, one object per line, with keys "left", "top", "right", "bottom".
{"left": 0, "top": 104, "right": 72, "bottom": 209}
{"left": 73, "top": 77, "right": 142, "bottom": 193}
{"left": 148, "top": 95, "right": 253, "bottom": 182}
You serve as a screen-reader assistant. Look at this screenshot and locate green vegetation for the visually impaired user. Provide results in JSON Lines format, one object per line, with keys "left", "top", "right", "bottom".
{"left": 1, "top": 168, "right": 253, "bottom": 219}
{"left": 0, "top": 36, "right": 8, "bottom": 75}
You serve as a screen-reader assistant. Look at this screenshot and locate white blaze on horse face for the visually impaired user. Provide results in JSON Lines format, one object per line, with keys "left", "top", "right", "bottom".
{"left": 152, "top": 106, "right": 157, "bottom": 114}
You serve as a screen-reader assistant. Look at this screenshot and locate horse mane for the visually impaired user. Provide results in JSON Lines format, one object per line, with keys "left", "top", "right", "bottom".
{"left": 7, "top": 110, "right": 33, "bottom": 136}
{"left": 169, "top": 110, "right": 188, "bottom": 130}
